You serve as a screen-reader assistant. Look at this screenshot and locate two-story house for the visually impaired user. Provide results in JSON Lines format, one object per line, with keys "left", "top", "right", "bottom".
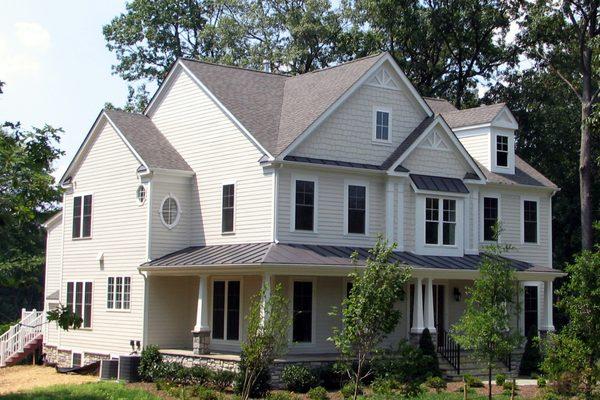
{"left": 23, "top": 53, "right": 563, "bottom": 372}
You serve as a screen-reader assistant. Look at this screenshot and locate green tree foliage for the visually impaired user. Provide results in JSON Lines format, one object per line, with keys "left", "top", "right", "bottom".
{"left": 329, "top": 238, "right": 411, "bottom": 400}
{"left": 451, "top": 241, "right": 522, "bottom": 400}
{"left": 542, "top": 245, "right": 600, "bottom": 398}
{"left": 0, "top": 122, "right": 63, "bottom": 323}
{"left": 46, "top": 305, "right": 83, "bottom": 331}
{"left": 518, "top": 325, "right": 542, "bottom": 377}
{"left": 418, "top": 328, "right": 441, "bottom": 377}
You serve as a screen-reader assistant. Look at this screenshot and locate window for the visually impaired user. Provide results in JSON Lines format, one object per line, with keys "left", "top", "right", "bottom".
{"left": 136, "top": 185, "right": 146, "bottom": 204}
{"left": 72, "top": 194, "right": 92, "bottom": 238}
{"left": 483, "top": 197, "right": 499, "bottom": 241}
{"left": 212, "top": 280, "right": 240, "bottom": 341}
{"left": 294, "top": 180, "right": 315, "bottom": 231}
{"left": 160, "top": 195, "right": 180, "bottom": 229}
{"left": 496, "top": 135, "right": 509, "bottom": 167}
{"left": 72, "top": 353, "right": 82, "bottom": 368}
{"left": 222, "top": 184, "right": 235, "bottom": 233}
{"left": 346, "top": 281, "right": 353, "bottom": 297}
{"left": 347, "top": 185, "right": 366, "bottom": 234}
{"left": 66, "top": 281, "right": 92, "bottom": 328}
{"left": 292, "top": 281, "right": 313, "bottom": 343}
{"left": 425, "top": 197, "right": 456, "bottom": 246}
{"left": 107, "top": 277, "right": 131, "bottom": 310}
{"left": 523, "top": 200, "right": 538, "bottom": 243}
{"left": 374, "top": 110, "right": 390, "bottom": 141}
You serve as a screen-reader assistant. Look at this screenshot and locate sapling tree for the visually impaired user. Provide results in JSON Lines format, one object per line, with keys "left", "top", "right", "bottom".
{"left": 451, "top": 234, "right": 522, "bottom": 400}
{"left": 329, "top": 238, "right": 411, "bottom": 400}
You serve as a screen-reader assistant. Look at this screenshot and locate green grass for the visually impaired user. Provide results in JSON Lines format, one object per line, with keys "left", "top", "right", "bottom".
{"left": 0, "top": 382, "right": 161, "bottom": 400}
{"left": 366, "top": 392, "right": 516, "bottom": 400}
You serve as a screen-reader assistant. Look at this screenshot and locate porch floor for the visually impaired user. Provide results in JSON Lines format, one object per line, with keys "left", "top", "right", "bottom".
{"left": 159, "top": 349, "right": 340, "bottom": 363}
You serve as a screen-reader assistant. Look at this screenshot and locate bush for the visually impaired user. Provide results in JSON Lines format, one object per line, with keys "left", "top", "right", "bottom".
{"left": 341, "top": 382, "right": 362, "bottom": 399}
{"left": 152, "top": 362, "right": 185, "bottom": 383}
{"left": 425, "top": 376, "right": 447, "bottom": 393}
{"left": 419, "top": 329, "right": 441, "bottom": 377}
{"left": 502, "top": 380, "right": 518, "bottom": 393}
{"left": 519, "top": 325, "right": 542, "bottom": 376}
{"left": 307, "top": 386, "right": 328, "bottom": 400}
{"left": 463, "top": 374, "right": 484, "bottom": 388}
{"left": 265, "top": 392, "right": 298, "bottom": 400}
{"left": 234, "top": 352, "right": 270, "bottom": 398}
{"left": 398, "top": 381, "right": 424, "bottom": 397}
{"left": 281, "top": 364, "right": 317, "bottom": 393}
{"left": 495, "top": 373, "right": 506, "bottom": 386}
{"left": 188, "top": 365, "right": 212, "bottom": 385}
{"left": 371, "top": 377, "right": 397, "bottom": 395}
{"left": 210, "top": 369, "right": 236, "bottom": 391}
{"left": 371, "top": 341, "right": 434, "bottom": 384}
{"left": 139, "top": 345, "right": 163, "bottom": 382}
{"left": 193, "top": 385, "right": 221, "bottom": 400}
{"left": 314, "top": 364, "right": 346, "bottom": 390}
{"left": 537, "top": 376, "right": 547, "bottom": 388}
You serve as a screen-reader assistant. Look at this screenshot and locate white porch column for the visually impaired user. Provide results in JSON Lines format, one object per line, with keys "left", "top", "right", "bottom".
{"left": 543, "top": 280, "right": 555, "bottom": 332}
{"left": 411, "top": 278, "right": 425, "bottom": 333}
{"left": 424, "top": 278, "right": 436, "bottom": 332}
{"left": 193, "top": 275, "right": 210, "bottom": 332}
{"left": 396, "top": 182, "right": 405, "bottom": 251}
{"left": 385, "top": 180, "right": 395, "bottom": 242}
{"left": 260, "top": 272, "right": 272, "bottom": 325}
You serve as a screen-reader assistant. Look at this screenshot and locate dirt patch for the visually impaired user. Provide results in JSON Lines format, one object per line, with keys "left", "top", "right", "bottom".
{"left": 0, "top": 365, "right": 97, "bottom": 395}
{"left": 446, "top": 381, "right": 539, "bottom": 398}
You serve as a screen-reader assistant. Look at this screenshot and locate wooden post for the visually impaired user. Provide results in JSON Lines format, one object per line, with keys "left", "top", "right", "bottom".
{"left": 511, "top": 378, "right": 516, "bottom": 400}
{"left": 463, "top": 376, "right": 468, "bottom": 400}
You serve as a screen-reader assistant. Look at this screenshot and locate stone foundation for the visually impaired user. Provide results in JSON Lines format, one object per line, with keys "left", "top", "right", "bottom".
{"left": 42, "top": 344, "right": 110, "bottom": 367}
{"left": 192, "top": 331, "right": 211, "bottom": 355}
{"left": 83, "top": 351, "right": 111, "bottom": 365}
{"left": 162, "top": 353, "right": 239, "bottom": 373}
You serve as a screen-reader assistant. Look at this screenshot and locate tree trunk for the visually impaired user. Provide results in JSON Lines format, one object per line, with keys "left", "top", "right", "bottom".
{"left": 488, "top": 365, "right": 492, "bottom": 400}
{"left": 580, "top": 101, "right": 594, "bottom": 250}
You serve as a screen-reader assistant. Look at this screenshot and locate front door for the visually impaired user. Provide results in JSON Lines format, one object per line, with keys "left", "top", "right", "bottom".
{"left": 433, "top": 285, "right": 445, "bottom": 346}
{"left": 524, "top": 286, "right": 538, "bottom": 335}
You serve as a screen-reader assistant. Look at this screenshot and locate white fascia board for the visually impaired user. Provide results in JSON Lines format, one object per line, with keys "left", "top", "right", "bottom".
{"left": 42, "top": 211, "right": 63, "bottom": 229}
{"left": 278, "top": 54, "right": 433, "bottom": 160}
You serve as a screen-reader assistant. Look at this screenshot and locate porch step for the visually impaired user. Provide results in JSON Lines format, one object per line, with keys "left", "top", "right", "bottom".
{"left": 437, "top": 350, "right": 523, "bottom": 380}
{"left": 3, "top": 335, "right": 43, "bottom": 367}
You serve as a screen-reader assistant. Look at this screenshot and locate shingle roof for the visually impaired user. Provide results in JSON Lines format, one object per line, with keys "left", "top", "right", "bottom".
{"left": 480, "top": 157, "right": 558, "bottom": 189}
{"left": 180, "top": 53, "right": 386, "bottom": 156}
{"left": 105, "top": 110, "right": 192, "bottom": 172}
{"left": 424, "top": 97, "right": 458, "bottom": 114}
{"left": 141, "top": 242, "right": 554, "bottom": 273}
{"left": 440, "top": 103, "right": 506, "bottom": 129}
{"left": 381, "top": 116, "right": 435, "bottom": 170}
{"left": 410, "top": 174, "right": 469, "bottom": 194}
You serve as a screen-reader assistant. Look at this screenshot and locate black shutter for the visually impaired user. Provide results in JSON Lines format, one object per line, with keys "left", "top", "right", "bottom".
{"left": 72, "top": 196, "right": 82, "bottom": 238}
{"left": 82, "top": 195, "right": 92, "bottom": 237}
{"left": 84, "top": 282, "right": 92, "bottom": 328}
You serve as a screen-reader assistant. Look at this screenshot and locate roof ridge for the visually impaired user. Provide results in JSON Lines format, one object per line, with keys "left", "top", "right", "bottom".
{"left": 286, "top": 52, "right": 385, "bottom": 79}
{"left": 442, "top": 102, "right": 506, "bottom": 114}
{"left": 179, "top": 57, "right": 290, "bottom": 77}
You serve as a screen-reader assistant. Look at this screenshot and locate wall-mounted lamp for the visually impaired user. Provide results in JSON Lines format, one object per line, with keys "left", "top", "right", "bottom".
{"left": 130, "top": 340, "right": 135, "bottom": 353}
{"left": 136, "top": 340, "right": 141, "bottom": 351}
{"left": 453, "top": 287, "right": 462, "bottom": 302}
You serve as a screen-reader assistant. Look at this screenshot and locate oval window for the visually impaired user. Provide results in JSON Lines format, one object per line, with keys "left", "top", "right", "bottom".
{"left": 160, "top": 195, "right": 180, "bottom": 229}
{"left": 136, "top": 185, "right": 146, "bottom": 204}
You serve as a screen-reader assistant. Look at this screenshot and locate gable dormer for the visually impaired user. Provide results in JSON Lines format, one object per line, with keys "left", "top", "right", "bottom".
{"left": 432, "top": 102, "right": 519, "bottom": 175}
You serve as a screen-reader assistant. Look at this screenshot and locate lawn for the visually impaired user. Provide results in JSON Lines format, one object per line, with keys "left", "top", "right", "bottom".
{"left": 0, "top": 382, "right": 161, "bottom": 400}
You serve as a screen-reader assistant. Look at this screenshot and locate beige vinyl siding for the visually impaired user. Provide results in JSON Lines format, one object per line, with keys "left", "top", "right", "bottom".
{"left": 277, "top": 166, "right": 385, "bottom": 246}
{"left": 291, "top": 70, "right": 426, "bottom": 165}
{"left": 149, "top": 69, "right": 273, "bottom": 246}
{"left": 459, "top": 134, "right": 490, "bottom": 169}
{"left": 403, "top": 184, "right": 416, "bottom": 252}
{"left": 58, "top": 121, "right": 147, "bottom": 355}
{"left": 43, "top": 219, "right": 62, "bottom": 346}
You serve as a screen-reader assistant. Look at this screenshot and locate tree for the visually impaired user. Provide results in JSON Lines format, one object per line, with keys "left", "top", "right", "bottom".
{"left": 515, "top": 0, "right": 600, "bottom": 250}
{"left": 329, "top": 238, "right": 411, "bottom": 400}
{"left": 451, "top": 240, "right": 522, "bottom": 400}
{"left": 518, "top": 325, "right": 542, "bottom": 376}
{"left": 0, "top": 122, "right": 63, "bottom": 323}
{"left": 419, "top": 328, "right": 441, "bottom": 377}
{"left": 237, "top": 283, "right": 291, "bottom": 400}
{"left": 542, "top": 245, "right": 600, "bottom": 398}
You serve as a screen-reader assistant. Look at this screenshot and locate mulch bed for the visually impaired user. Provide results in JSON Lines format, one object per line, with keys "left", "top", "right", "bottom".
{"left": 446, "top": 382, "right": 539, "bottom": 398}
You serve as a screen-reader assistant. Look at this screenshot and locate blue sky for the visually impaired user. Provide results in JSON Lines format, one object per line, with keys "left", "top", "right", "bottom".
{"left": 0, "top": 1, "right": 131, "bottom": 180}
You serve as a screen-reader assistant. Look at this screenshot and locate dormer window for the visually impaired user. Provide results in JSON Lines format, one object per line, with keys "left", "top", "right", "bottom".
{"left": 496, "top": 135, "right": 509, "bottom": 167}
{"left": 373, "top": 108, "right": 391, "bottom": 143}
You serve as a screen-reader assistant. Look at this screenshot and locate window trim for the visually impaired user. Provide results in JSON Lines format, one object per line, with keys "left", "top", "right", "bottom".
{"left": 496, "top": 134, "right": 509, "bottom": 168}
{"left": 210, "top": 278, "right": 243, "bottom": 344}
{"left": 136, "top": 185, "right": 147, "bottom": 205}
{"left": 289, "top": 277, "right": 317, "bottom": 347}
{"left": 343, "top": 180, "right": 369, "bottom": 236}
{"left": 71, "top": 192, "right": 93, "bottom": 240}
{"left": 106, "top": 276, "right": 131, "bottom": 312}
{"left": 290, "top": 175, "right": 318, "bottom": 233}
{"left": 65, "top": 280, "right": 93, "bottom": 329}
{"left": 521, "top": 196, "right": 540, "bottom": 245}
{"left": 480, "top": 194, "right": 501, "bottom": 243}
{"left": 159, "top": 194, "right": 181, "bottom": 229}
{"left": 372, "top": 106, "right": 392, "bottom": 144}
{"left": 519, "top": 281, "right": 542, "bottom": 335}
{"left": 424, "top": 196, "right": 457, "bottom": 248}
{"left": 221, "top": 181, "right": 237, "bottom": 234}
{"left": 415, "top": 195, "right": 464, "bottom": 256}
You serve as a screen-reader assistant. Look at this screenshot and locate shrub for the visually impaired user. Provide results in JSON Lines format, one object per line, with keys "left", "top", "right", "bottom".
{"left": 193, "top": 385, "right": 221, "bottom": 400}
{"left": 314, "top": 364, "right": 346, "bottom": 390}
{"left": 307, "top": 386, "right": 328, "bottom": 400}
{"left": 537, "top": 376, "right": 547, "bottom": 388}
{"left": 234, "top": 352, "right": 270, "bottom": 398}
{"left": 371, "top": 341, "right": 433, "bottom": 384}
{"left": 502, "top": 380, "right": 518, "bottom": 393}
{"left": 281, "top": 364, "right": 317, "bottom": 393}
{"left": 152, "top": 362, "right": 185, "bottom": 383}
{"left": 519, "top": 325, "right": 542, "bottom": 376}
{"left": 419, "top": 329, "right": 441, "bottom": 377}
{"left": 425, "top": 376, "right": 447, "bottom": 393}
{"left": 341, "top": 382, "right": 362, "bottom": 399}
{"left": 265, "top": 391, "right": 298, "bottom": 400}
{"left": 139, "top": 345, "right": 163, "bottom": 382}
{"left": 188, "top": 365, "right": 212, "bottom": 385}
{"left": 371, "top": 377, "right": 396, "bottom": 395}
{"left": 495, "top": 373, "right": 506, "bottom": 386}
{"left": 398, "top": 381, "right": 424, "bottom": 397}
{"left": 210, "top": 369, "right": 236, "bottom": 391}
{"left": 463, "top": 374, "right": 484, "bottom": 388}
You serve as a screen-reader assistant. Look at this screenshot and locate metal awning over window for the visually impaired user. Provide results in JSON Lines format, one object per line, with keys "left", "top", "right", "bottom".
{"left": 410, "top": 174, "right": 469, "bottom": 194}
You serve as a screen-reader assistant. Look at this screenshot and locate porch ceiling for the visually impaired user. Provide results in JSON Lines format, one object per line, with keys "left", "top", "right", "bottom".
{"left": 140, "top": 242, "right": 562, "bottom": 278}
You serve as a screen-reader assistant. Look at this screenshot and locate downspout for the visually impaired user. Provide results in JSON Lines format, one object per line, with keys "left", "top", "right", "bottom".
{"left": 272, "top": 164, "right": 281, "bottom": 243}
{"left": 142, "top": 177, "right": 153, "bottom": 347}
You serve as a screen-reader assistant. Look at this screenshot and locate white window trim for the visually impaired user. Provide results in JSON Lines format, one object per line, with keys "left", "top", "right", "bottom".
{"left": 221, "top": 180, "right": 237, "bottom": 235}
{"left": 490, "top": 129, "right": 515, "bottom": 174}
{"left": 210, "top": 278, "right": 243, "bottom": 344}
{"left": 71, "top": 351, "right": 83, "bottom": 368}
{"left": 290, "top": 174, "right": 318, "bottom": 233}
{"left": 136, "top": 185, "right": 147, "bottom": 205}
{"left": 65, "top": 280, "right": 93, "bottom": 330}
{"left": 519, "top": 281, "right": 543, "bottom": 335}
{"left": 343, "top": 179, "right": 369, "bottom": 236}
{"left": 106, "top": 276, "right": 131, "bottom": 313}
{"left": 71, "top": 192, "right": 94, "bottom": 240}
{"left": 480, "top": 193, "right": 502, "bottom": 243}
{"left": 415, "top": 195, "right": 464, "bottom": 256}
{"left": 521, "top": 196, "right": 540, "bottom": 245}
{"left": 372, "top": 106, "right": 393, "bottom": 144}
{"left": 159, "top": 193, "right": 181, "bottom": 230}
{"left": 424, "top": 197, "right": 458, "bottom": 247}
{"left": 288, "top": 277, "right": 317, "bottom": 347}
{"left": 495, "top": 134, "right": 509, "bottom": 167}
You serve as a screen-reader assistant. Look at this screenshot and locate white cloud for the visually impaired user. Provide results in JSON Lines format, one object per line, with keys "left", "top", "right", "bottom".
{"left": 0, "top": 21, "right": 50, "bottom": 83}
{"left": 14, "top": 22, "right": 51, "bottom": 50}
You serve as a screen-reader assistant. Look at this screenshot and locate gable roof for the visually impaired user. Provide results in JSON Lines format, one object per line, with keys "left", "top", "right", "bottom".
{"left": 440, "top": 103, "right": 507, "bottom": 129}
{"left": 424, "top": 97, "right": 458, "bottom": 114}
{"left": 480, "top": 156, "right": 558, "bottom": 189}
{"left": 381, "top": 116, "right": 435, "bottom": 170}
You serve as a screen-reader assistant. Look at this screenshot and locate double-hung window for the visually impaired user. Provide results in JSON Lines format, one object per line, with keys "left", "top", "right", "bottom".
{"left": 523, "top": 200, "right": 538, "bottom": 243}
{"left": 107, "top": 277, "right": 131, "bottom": 310}
{"left": 374, "top": 109, "right": 390, "bottom": 142}
{"left": 222, "top": 184, "right": 235, "bottom": 233}
{"left": 72, "top": 194, "right": 92, "bottom": 238}
{"left": 483, "top": 197, "right": 499, "bottom": 241}
{"left": 425, "top": 198, "right": 456, "bottom": 246}
{"left": 212, "top": 280, "right": 240, "bottom": 341}
{"left": 294, "top": 180, "right": 315, "bottom": 231}
{"left": 347, "top": 184, "right": 366, "bottom": 234}
{"left": 66, "top": 281, "right": 92, "bottom": 328}
{"left": 496, "top": 135, "right": 509, "bottom": 167}
{"left": 292, "top": 281, "right": 313, "bottom": 343}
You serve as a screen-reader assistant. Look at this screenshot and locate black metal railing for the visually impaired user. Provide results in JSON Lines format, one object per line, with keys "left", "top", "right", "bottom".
{"left": 437, "top": 330, "right": 460, "bottom": 374}
{"left": 501, "top": 352, "right": 512, "bottom": 371}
